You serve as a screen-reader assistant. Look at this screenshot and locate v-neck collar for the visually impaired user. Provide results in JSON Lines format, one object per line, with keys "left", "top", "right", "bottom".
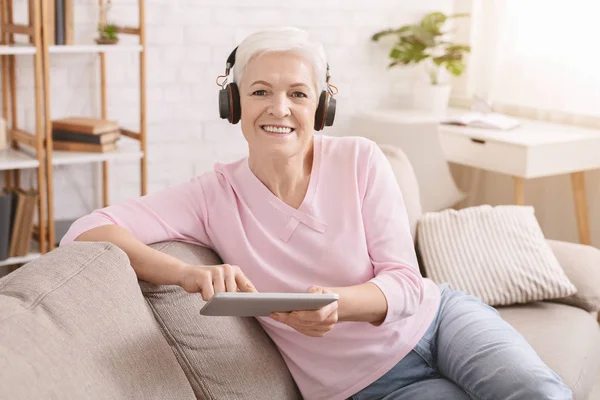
{"left": 241, "top": 135, "right": 326, "bottom": 240}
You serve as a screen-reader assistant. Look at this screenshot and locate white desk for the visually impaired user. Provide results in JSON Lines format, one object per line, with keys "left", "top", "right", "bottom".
{"left": 439, "top": 116, "right": 600, "bottom": 245}
{"left": 354, "top": 109, "right": 600, "bottom": 245}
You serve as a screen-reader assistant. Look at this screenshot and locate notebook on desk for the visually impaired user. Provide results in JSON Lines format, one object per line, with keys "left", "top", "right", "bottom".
{"left": 441, "top": 112, "right": 521, "bottom": 131}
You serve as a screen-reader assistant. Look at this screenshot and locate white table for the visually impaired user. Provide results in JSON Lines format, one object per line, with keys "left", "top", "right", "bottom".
{"left": 353, "top": 109, "right": 600, "bottom": 245}
{"left": 439, "top": 115, "right": 600, "bottom": 245}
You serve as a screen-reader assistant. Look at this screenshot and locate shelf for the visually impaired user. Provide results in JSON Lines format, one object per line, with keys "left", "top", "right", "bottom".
{"left": 0, "top": 44, "right": 36, "bottom": 55}
{"left": 49, "top": 44, "right": 143, "bottom": 54}
{"left": 0, "top": 147, "right": 40, "bottom": 171}
{"left": 51, "top": 137, "right": 143, "bottom": 166}
{"left": 0, "top": 251, "right": 40, "bottom": 267}
{"left": 0, "top": 241, "right": 41, "bottom": 268}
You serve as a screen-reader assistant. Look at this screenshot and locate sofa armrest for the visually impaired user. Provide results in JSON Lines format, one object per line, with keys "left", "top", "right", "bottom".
{"left": 548, "top": 239, "right": 600, "bottom": 312}
{"left": 0, "top": 241, "right": 196, "bottom": 399}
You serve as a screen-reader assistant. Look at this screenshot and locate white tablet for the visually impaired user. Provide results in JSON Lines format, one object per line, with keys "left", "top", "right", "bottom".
{"left": 199, "top": 292, "right": 339, "bottom": 317}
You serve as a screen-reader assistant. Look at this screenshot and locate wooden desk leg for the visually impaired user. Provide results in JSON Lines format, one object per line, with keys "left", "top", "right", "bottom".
{"left": 514, "top": 177, "right": 525, "bottom": 205}
{"left": 571, "top": 171, "right": 591, "bottom": 245}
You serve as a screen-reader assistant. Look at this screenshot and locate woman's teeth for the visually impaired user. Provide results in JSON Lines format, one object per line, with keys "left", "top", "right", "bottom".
{"left": 262, "top": 126, "right": 293, "bottom": 134}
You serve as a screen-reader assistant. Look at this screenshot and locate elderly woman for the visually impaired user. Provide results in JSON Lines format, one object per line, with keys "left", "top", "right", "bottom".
{"left": 60, "top": 27, "right": 571, "bottom": 400}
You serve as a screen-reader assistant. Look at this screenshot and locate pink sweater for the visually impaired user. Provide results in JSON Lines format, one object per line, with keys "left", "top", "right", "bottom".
{"left": 61, "top": 134, "right": 441, "bottom": 400}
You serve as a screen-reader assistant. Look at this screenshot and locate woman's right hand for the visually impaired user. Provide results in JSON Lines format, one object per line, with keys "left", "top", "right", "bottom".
{"left": 177, "top": 264, "right": 258, "bottom": 301}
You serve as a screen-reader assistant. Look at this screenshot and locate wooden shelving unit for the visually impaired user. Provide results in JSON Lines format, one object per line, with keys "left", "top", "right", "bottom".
{"left": 1, "top": 0, "right": 147, "bottom": 267}
{"left": 0, "top": 0, "right": 47, "bottom": 266}
{"left": 0, "top": 147, "right": 39, "bottom": 169}
{"left": 0, "top": 44, "right": 36, "bottom": 55}
{"left": 42, "top": 0, "right": 148, "bottom": 250}
{"left": 48, "top": 44, "right": 143, "bottom": 53}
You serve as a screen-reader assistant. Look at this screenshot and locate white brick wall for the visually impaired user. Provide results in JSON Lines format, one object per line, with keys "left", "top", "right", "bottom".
{"left": 3, "top": 0, "right": 454, "bottom": 222}
{"left": 45, "top": 0, "right": 454, "bottom": 220}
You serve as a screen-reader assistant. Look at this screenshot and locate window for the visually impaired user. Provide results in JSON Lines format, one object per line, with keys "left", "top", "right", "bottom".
{"left": 464, "top": 1, "right": 600, "bottom": 118}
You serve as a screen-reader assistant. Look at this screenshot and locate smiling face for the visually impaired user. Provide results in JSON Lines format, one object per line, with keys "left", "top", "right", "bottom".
{"left": 238, "top": 51, "right": 319, "bottom": 160}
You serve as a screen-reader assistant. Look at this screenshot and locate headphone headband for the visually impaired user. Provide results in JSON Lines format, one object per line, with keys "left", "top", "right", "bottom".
{"left": 223, "top": 46, "right": 333, "bottom": 88}
{"left": 225, "top": 47, "right": 237, "bottom": 76}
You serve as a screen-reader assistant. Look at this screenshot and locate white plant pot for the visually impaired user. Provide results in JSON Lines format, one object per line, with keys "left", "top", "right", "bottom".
{"left": 412, "top": 83, "right": 452, "bottom": 116}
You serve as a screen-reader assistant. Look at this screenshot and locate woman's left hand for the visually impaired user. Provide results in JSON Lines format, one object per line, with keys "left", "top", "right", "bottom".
{"left": 269, "top": 286, "right": 338, "bottom": 337}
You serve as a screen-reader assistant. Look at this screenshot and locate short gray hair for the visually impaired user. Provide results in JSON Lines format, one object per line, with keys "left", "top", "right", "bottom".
{"left": 233, "top": 26, "right": 328, "bottom": 95}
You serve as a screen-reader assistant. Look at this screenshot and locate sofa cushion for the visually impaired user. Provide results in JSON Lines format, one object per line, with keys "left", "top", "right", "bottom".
{"left": 142, "top": 241, "right": 300, "bottom": 400}
{"left": 547, "top": 239, "right": 600, "bottom": 312}
{"left": 379, "top": 143, "right": 423, "bottom": 239}
{"left": 417, "top": 205, "right": 577, "bottom": 307}
{"left": 498, "top": 302, "right": 600, "bottom": 399}
{"left": 0, "top": 242, "right": 195, "bottom": 400}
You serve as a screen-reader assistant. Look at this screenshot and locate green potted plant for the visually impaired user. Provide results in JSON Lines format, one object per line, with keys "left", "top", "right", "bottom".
{"left": 96, "top": 22, "right": 119, "bottom": 45}
{"left": 372, "top": 11, "right": 471, "bottom": 114}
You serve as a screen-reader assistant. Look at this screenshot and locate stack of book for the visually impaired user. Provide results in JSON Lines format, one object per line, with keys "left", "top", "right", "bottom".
{"left": 0, "top": 188, "right": 38, "bottom": 260}
{"left": 52, "top": 117, "right": 121, "bottom": 152}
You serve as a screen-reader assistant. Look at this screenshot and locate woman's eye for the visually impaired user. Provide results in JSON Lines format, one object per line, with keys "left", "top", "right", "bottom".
{"left": 253, "top": 90, "right": 267, "bottom": 96}
{"left": 291, "top": 92, "right": 307, "bottom": 98}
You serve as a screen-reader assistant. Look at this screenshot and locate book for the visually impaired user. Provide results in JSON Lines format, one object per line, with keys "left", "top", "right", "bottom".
{"left": 55, "top": 0, "right": 64, "bottom": 45}
{"left": 0, "top": 117, "right": 6, "bottom": 150}
{"left": 47, "top": 0, "right": 55, "bottom": 46}
{"left": 65, "top": 0, "right": 74, "bottom": 45}
{"left": 8, "top": 190, "right": 25, "bottom": 257}
{"left": 53, "top": 140, "right": 118, "bottom": 153}
{"left": 0, "top": 190, "right": 12, "bottom": 261}
{"left": 53, "top": 129, "right": 120, "bottom": 144}
{"left": 441, "top": 112, "right": 521, "bottom": 131}
{"left": 7, "top": 189, "right": 37, "bottom": 258}
{"left": 15, "top": 190, "right": 37, "bottom": 256}
{"left": 28, "top": 0, "right": 35, "bottom": 44}
{"left": 52, "top": 117, "right": 120, "bottom": 135}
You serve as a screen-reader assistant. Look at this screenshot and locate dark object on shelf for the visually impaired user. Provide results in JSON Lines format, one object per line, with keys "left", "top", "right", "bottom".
{"left": 8, "top": 189, "right": 38, "bottom": 257}
{"left": 55, "top": 0, "right": 65, "bottom": 45}
{"left": 53, "top": 129, "right": 120, "bottom": 144}
{"left": 0, "top": 189, "right": 37, "bottom": 259}
{"left": 54, "top": 219, "right": 77, "bottom": 247}
{"left": 0, "top": 191, "right": 13, "bottom": 261}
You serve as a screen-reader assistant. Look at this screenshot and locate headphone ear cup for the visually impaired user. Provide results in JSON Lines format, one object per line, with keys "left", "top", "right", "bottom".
{"left": 314, "top": 91, "right": 336, "bottom": 131}
{"left": 229, "top": 83, "right": 241, "bottom": 124}
{"left": 219, "top": 87, "right": 230, "bottom": 121}
{"left": 314, "top": 91, "right": 328, "bottom": 131}
{"left": 324, "top": 96, "right": 336, "bottom": 127}
{"left": 218, "top": 83, "right": 241, "bottom": 124}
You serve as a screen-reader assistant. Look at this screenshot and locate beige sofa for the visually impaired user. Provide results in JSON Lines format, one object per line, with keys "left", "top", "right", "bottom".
{"left": 1, "top": 146, "right": 600, "bottom": 400}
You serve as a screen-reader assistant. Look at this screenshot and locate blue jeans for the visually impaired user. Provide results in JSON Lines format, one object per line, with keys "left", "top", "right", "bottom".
{"left": 349, "top": 284, "right": 572, "bottom": 400}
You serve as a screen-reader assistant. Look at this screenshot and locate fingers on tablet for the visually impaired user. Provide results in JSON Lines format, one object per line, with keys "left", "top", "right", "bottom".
{"left": 306, "top": 285, "right": 321, "bottom": 294}
{"left": 200, "top": 278, "right": 215, "bottom": 301}
{"left": 235, "top": 273, "right": 257, "bottom": 293}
